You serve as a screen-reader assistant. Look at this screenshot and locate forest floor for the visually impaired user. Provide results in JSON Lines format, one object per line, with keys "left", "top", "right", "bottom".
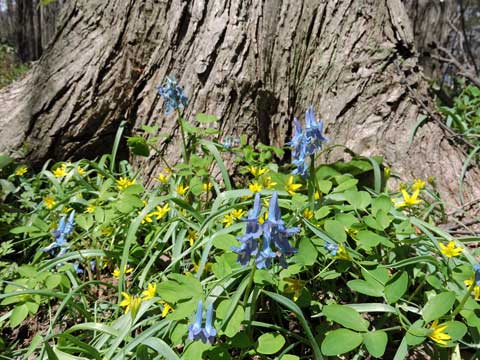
{"left": 0, "top": 43, "right": 29, "bottom": 89}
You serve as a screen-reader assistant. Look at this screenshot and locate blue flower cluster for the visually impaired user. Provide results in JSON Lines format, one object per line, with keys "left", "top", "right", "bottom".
{"left": 324, "top": 241, "right": 339, "bottom": 256}
{"left": 157, "top": 76, "right": 188, "bottom": 115}
{"left": 232, "top": 192, "right": 299, "bottom": 269}
{"left": 288, "top": 106, "right": 328, "bottom": 177}
{"left": 43, "top": 211, "right": 75, "bottom": 258}
{"left": 188, "top": 300, "right": 217, "bottom": 344}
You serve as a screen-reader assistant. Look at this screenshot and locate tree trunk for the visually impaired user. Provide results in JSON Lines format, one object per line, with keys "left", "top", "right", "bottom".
{"left": 0, "top": 0, "right": 479, "bottom": 211}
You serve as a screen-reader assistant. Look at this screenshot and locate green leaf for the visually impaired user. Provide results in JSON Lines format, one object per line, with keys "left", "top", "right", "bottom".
{"left": 45, "top": 274, "right": 62, "bottom": 289}
{"left": 317, "top": 180, "right": 332, "bottom": 194}
{"left": 332, "top": 178, "right": 358, "bottom": 193}
{"left": 371, "top": 195, "right": 392, "bottom": 215}
{"left": 127, "top": 136, "right": 150, "bottom": 157}
{"left": 0, "top": 155, "right": 13, "bottom": 170}
{"left": 443, "top": 321, "right": 467, "bottom": 342}
{"left": 347, "top": 280, "right": 383, "bottom": 297}
{"left": 384, "top": 272, "right": 408, "bottom": 304}
{"left": 363, "top": 331, "right": 388, "bottom": 358}
{"left": 405, "top": 320, "right": 428, "bottom": 346}
{"left": 196, "top": 113, "right": 218, "bottom": 123}
{"left": 422, "top": 292, "right": 456, "bottom": 323}
{"left": 212, "top": 234, "right": 238, "bottom": 251}
{"left": 322, "top": 304, "right": 369, "bottom": 332}
{"left": 157, "top": 274, "right": 203, "bottom": 304}
{"left": 344, "top": 190, "right": 371, "bottom": 210}
{"left": 292, "top": 237, "right": 317, "bottom": 266}
{"left": 321, "top": 329, "right": 363, "bottom": 356}
{"left": 324, "top": 220, "right": 346, "bottom": 243}
{"left": 189, "top": 177, "right": 204, "bottom": 196}
{"left": 215, "top": 300, "right": 244, "bottom": 338}
{"left": 10, "top": 303, "right": 29, "bottom": 328}
{"left": 256, "top": 333, "right": 285, "bottom": 355}
{"left": 356, "top": 230, "right": 394, "bottom": 250}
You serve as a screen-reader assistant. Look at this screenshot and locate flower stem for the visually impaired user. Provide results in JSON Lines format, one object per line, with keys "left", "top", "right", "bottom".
{"left": 176, "top": 109, "right": 189, "bottom": 164}
{"left": 451, "top": 281, "right": 475, "bottom": 318}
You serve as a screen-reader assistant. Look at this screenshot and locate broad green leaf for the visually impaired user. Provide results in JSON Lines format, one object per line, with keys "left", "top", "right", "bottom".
{"left": 321, "top": 329, "right": 363, "bottom": 356}
{"left": 10, "top": 303, "right": 29, "bottom": 328}
{"left": 385, "top": 272, "right": 408, "bottom": 304}
{"left": 371, "top": 195, "right": 392, "bottom": 215}
{"left": 363, "top": 331, "right": 388, "bottom": 358}
{"left": 212, "top": 234, "right": 238, "bottom": 251}
{"left": 45, "top": 274, "right": 62, "bottom": 289}
{"left": 443, "top": 321, "right": 467, "bottom": 342}
{"left": 293, "top": 237, "right": 317, "bottom": 266}
{"left": 157, "top": 274, "right": 202, "bottom": 304}
{"left": 344, "top": 190, "right": 371, "bottom": 210}
{"left": 356, "top": 231, "right": 394, "bottom": 250}
{"left": 332, "top": 178, "right": 358, "bottom": 193}
{"left": 256, "top": 333, "right": 285, "bottom": 355}
{"left": 196, "top": 113, "right": 218, "bottom": 123}
{"left": 405, "top": 320, "right": 428, "bottom": 346}
{"left": 324, "top": 220, "right": 346, "bottom": 243}
{"left": 317, "top": 180, "right": 332, "bottom": 194}
{"left": 322, "top": 304, "right": 369, "bottom": 332}
{"left": 127, "top": 136, "right": 150, "bottom": 157}
{"left": 215, "top": 300, "right": 244, "bottom": 338}
{"left": 347, "top": 280, "right": 383, "bottom": 297}
{"left": 422, "top": 292, "right": 456, "bottom": 322}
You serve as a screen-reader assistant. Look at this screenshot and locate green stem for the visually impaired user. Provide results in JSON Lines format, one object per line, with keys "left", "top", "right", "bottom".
{"left": 176, "top": 109, "right": 189, "bottom": 164}
{"left": 451, "top": 281, "right": 475, "bottom": 318}
{"left": 243, "top": 264, "right": 256, "bottom": 306}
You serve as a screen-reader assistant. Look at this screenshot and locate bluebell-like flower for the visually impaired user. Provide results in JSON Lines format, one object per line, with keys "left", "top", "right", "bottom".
{"left": 260, "top": 192, "right": 299, "bottom": 268}
{"left": 188, "top": 300, "right": 204, "bottom": 342}
{"left": 324, "top": 241, "right": 339, "bottom": 256}
{"left": 474, "top": 264, "right": 480, "bottom": 286}
{"left": 43, "top": 211, "right": 75, "bottom": 257}
{"left": 73, "top": 262, "right": 83, "bottom": 275}
{"left": 232, "top": 193, "right": 262, "bottom": 266}
{"left": 288, "top": 106, "right": 327, "bottom": 177}
{"left": 203, "top": 303, "right": 217, "bottom": 344}
{"left": 157, "top": 76, "right": 188, "bottom": 115}
{"left": 188, "top": 300, "right": 217, "bottom": 344}
{"left": 222, "top": 137, "right": 240, "bottom": 150}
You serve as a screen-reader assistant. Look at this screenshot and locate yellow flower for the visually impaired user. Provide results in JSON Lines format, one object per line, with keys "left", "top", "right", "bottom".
{"left": 285, "top": 176, "right": 302, "bottom": 196}
{"left": 193, "top": 261, "right": 212, "bottom": 273}
{"left": 464, "top": 279, "right": 480, "bottom": 301}
{"left": 412, "top": 179, "right": 426, "bottom": 191}
{"left": 428, "top": 320, "right": 451, "bottom": 346}
{"left": 248, "top": 166, "right": 268, "bottom": 178}
{"left": 156, "top": 172, "right": 169, "bottom": 184}
{"left": 119, "top": 292, "right": 142, "bottom": 315}
{"left": 151, "top": 204, "right": 170, "bottom": 220}
{"left": 248, "top": 181, "right": 262, "bottom": 193}
{"left": 222, "top": 213, "right": 235, "bottom": 227}
{"left": 284, "top": 278, "right": 304, "bottom": 301}
{"left": 394, "top": 189, "right": 423, "bottom": 208}
{"left": 63, "top": 207, "right": 73, "bottom": 214}
{"left": 113, "top": 266, "right": 133, "bottom": 278}
{"left": 160, "top": 301, "right": 173, "bottom": 318}
{"left": 15, "top": 166, "right": 28, "bottom": 176}
{"left": 336, "top": 245, "right": 351, "bottom": 261}
{"left": 116, "top": 177, "right": 136, "bottom": 191}
{"left": 101, "top": 226, "right": 113, "bottom": 236}
{"left": 231, "top": 209, "right": 246, "bottom": 219}
{"left": 187, "top": 229, "right": 197, "bottom": 247}
{"left": 53, "top": 164, "right": 68, "bottom": 178}
{"left": 142, "top": 283, "right": 157, "bottom": 300}
{"left": 439, "top": 241, "right": 462, "bottom": 258}
{"left": 43, "top": 196, "right": 56, "bottom": 209}
{"left": 202, "top": 182, "right": 213, "bottom": 192}
{"left": 314, "top": 191, "right": 321, "bottom": 200}
{"left": 77, "top": 166, "right": 86, "bottom": 175}
{"left": 303, "top": 208, "right": 314, "bottom": 220}
{"left": 262, "top": 176, "right": 277, "bottom": 190}
{"left": 258, "top": 211, "right": 268, "bottom": 225}
{"left": 85, "top": 204, "right": 96, "bottom": 213}
{"left": 384, "top": 166, "right": 391, "bottom": 179}
{"left": 176, "top": 184, "right": 189, "bottom": 196}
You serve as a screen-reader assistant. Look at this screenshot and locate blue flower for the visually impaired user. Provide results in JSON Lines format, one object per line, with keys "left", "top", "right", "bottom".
{"left": 73, "top": 262, "right": 83, "bottom": 275}
{"left": 474, "top": 264, "right": 480, "bottom": 286}
{"left": 188, "top": 300, "right": 217, "bottom": 344}
{"left": 188, "top": 300, "right": 204, "bottom": 342}
{"left": 232, "top": 193, "right": 262, "bottom": 266}
{"left": 43, "top": 211, "right": 75, "bottom": 257}
{"left": 157, "top": 76, "right": 188, "bottom": 115}
{"left": 288, "top": 106, "right": 328, "bottom": 177}
{"left": 324, "top": 241, "right": 339, "bottom": 256}
{"left": 222, "top": 137, "right": 240, "bottom": 150}
{"left": 260, "top": 192, "right": 299, "bottom": 268}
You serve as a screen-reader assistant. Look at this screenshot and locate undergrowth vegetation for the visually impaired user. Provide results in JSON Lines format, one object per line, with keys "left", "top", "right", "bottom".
{"left": 0, "top": 77, "right": 479, "bottom": 360}
{"left": 0, "top": 43, "right": 29, "bottom": 89}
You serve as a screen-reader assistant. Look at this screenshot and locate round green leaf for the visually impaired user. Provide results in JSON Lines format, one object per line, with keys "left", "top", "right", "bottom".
{"left": 321, "top": 329, "right": 363, "bottom": 356}
{"left": 422, "top": 292, "right": 456, "bottom": 323}
{"left": 363, "top": 331, "right": 388, "bottom": 358}
{"left": 256, "top": 333, "right": 285, "bottom": 355}
{"left": 10, "top": 303, "right": 29, "bottom": 328}
{"left": 385, "top": 271, "right": 408, "bottom": 304}
{"left": 323, "top": 304, "right": 369, "bottom": 332}
{"left": 347, "top": 280, "right": 383, "bottom": 297}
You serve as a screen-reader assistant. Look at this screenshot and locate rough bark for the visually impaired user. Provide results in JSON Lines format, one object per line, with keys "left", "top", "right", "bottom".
{"left": 0, "top": 0, "right": 62, "bottom": 61}
{"left": 0, "top": 0, "right": 479, "bottom": 211}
